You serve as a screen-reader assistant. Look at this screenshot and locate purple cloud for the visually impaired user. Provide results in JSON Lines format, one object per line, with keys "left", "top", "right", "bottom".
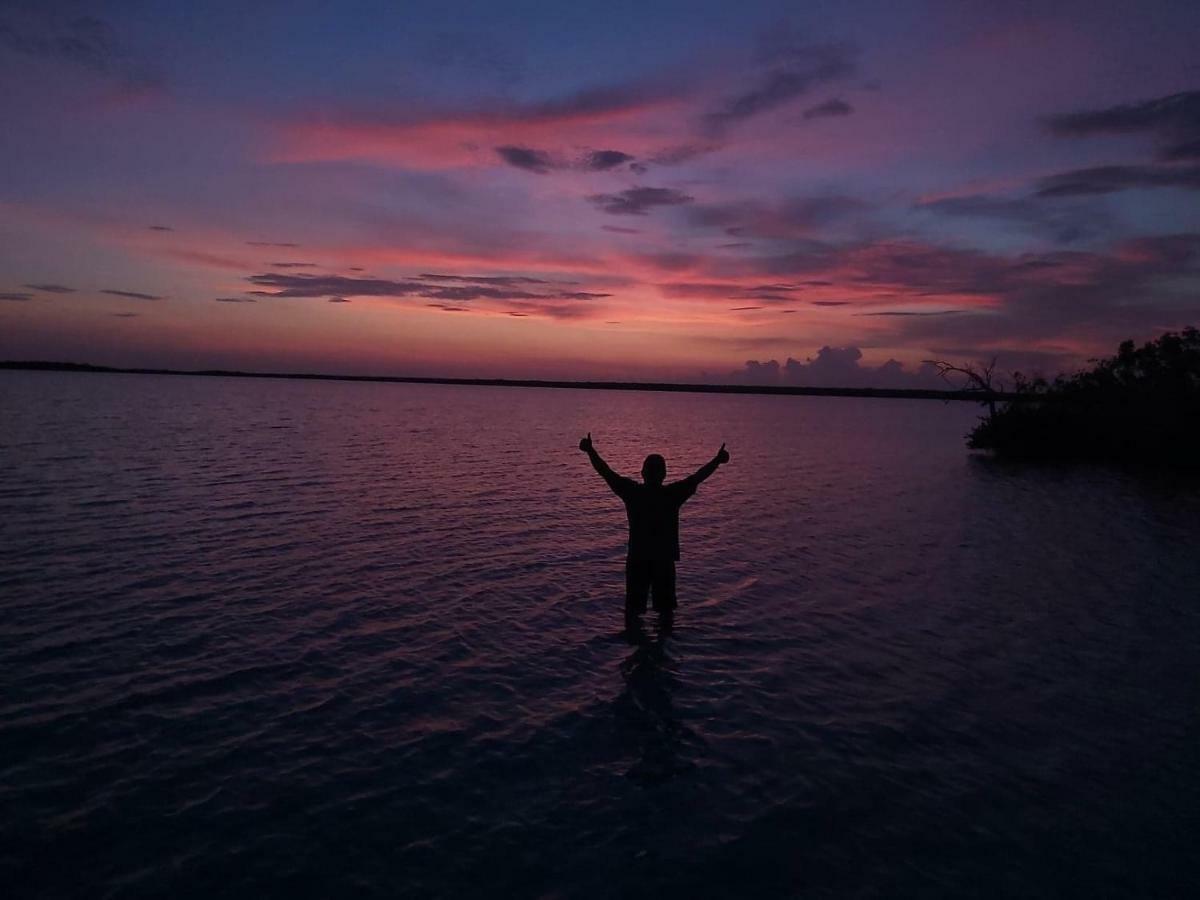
{"left": 102, "top": 289, "right": 164, "bottom": 300}
{"left": 703, "top": 40, "right": 856, "bottom": 134}
{"left": 584, "top": 149, "right": 635, "bottom": 170}
{"left": 495, "top": 145, "right": 555, "bottom": 173}
{"left": 587, "top": 186, "right": 694, "bottom": 215}
{"left": 1034, "top": 164, "right": 1200, "bottom": 197}
{"left": 23, "top": 283, "right": 75, "bottom": 293}
{"left": 802, "top": 98, "right": 852, "bottom": 120}
{"left": 733, "top": 346, "right": 943, "bottom": 389}
{"left": 1044, "top": 90, "right": 1200, "bottom": 161}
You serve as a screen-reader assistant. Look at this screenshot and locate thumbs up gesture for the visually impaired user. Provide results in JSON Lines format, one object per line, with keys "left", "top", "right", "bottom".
{"left": 716, "top": 442, "right": 730, "bottom": 464}
{"left": 579, "top": 432, "right": 593, "bottom": 453}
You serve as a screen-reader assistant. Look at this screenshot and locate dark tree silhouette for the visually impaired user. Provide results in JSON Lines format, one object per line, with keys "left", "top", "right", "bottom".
{"left": 963, "top": 327, "right": 1200, "bottom": 464}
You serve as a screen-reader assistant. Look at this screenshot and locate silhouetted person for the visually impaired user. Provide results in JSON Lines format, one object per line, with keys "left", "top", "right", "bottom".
{"left": 579, "top": 433, "right": 729, "bottom": 626}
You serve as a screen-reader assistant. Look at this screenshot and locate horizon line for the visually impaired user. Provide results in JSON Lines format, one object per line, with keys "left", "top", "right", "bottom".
{"left": 0, "top": 360, "right": 1022, "bottom": 402}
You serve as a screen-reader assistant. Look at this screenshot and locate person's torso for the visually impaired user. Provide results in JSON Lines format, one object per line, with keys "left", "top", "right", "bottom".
{"left": 622, "top": 484, "right": 687, "bottom": 560}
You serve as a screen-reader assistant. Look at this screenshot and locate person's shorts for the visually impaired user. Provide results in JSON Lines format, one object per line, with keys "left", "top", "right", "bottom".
{"left": 625, "top": 558, "right": 677, "bottom": 614}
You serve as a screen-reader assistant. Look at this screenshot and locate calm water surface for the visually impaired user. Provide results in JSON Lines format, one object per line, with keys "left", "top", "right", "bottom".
{"left": 2, "top": 372, "right": 1199, "bottom": 898}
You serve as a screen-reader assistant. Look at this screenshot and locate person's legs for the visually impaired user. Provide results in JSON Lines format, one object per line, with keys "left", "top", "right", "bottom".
{"left": 625, "top": 559, "right": 651, "bottom": 622}
{"left": 649, "top": 560, "right": 677, "bottom": 614}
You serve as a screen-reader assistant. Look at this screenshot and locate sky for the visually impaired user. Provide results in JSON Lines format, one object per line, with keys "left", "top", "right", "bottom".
{"left": 1, "top": 0, "right": 1199, "bottom": 386}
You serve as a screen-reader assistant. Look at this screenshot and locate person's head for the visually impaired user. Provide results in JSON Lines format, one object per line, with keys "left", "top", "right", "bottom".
{"left": 641, "top": 453, "right": 666, "bottom": 486}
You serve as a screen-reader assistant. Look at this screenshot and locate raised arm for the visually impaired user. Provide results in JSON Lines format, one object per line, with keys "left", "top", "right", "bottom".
{"left": 579, "top": 433, "right": 629, "bottom": 495}
{"left": 682, "top": 443, "right": 730, "bottom": 488}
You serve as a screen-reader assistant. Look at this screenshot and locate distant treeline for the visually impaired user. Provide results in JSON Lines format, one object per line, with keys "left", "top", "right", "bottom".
{"left": 0, "top": 360, "right": 1022, "bottom": 402}
{"left": 969, "top": 327, "right": 1200, "bottom": 465}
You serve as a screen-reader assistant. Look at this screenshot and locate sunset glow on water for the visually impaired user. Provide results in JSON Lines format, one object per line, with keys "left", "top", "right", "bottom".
{"left": 3, "top": 373, "right": 1199, "bottom": 897}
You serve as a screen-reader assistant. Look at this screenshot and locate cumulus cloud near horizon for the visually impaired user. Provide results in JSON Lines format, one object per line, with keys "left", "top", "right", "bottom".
{"left": 731, "top": 345, "right": 944, "bottom": 389}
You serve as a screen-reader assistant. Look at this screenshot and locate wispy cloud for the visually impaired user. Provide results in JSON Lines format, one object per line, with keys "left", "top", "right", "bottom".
{"left": 688, "top": 195, "right": 864, "bottom": 238}
{"left": 0, "top": 9, "right": 162, "bottom": 90}
{"left": 1044, "top": 90, "right": 1200, "bottom": 161}
{"left": 495, "top": 145, "right": 555, "bottom": 173}
{"left": 802, "top": 98, "right": 852, "bottom": 120}
{"left": 857, "top": 309, "right": 964, "bottom": 317}
{"left": 584, "top": 149, "right": 635, "bottom": 170}
{"left": 277, "top": 75, "right": 686, "bottom": 169}
{"left": 419, "top": 273, "right": 557, "bottom": 285}
{"left": 494, "top": 145, "right": 637, "bottom": 174}
{"left": 242, "top": 272, "right": 613, "bottom": 317}
{"left": 101, "top": 289, "right": 164, "bottom": 300}
{"left": 703, "top": 39, "right": 856, "bottom": 135}
{"left": 23, "top": 283, "right": 75, "bottom": 293}
{"left": 1034, "top": 164, "right": 1200, "bottom": 196}
{"left": 917, "top": 193, "right": 1113, "bottom": 243}
{"left": 587, "top": 186, "right": 694, "bottom": 215}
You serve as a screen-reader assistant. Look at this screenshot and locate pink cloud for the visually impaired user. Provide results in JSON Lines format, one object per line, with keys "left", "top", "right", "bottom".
{"left": 269, "top": 89, "right": 692, "bottom": 170}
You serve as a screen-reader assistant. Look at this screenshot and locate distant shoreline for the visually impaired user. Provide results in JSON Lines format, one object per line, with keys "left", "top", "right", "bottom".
{"left": 0, "top": 360, "right": 1024, "bottom": 402}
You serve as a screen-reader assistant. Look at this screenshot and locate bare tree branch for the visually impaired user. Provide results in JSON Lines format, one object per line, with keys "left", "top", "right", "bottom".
{"left": 923, "top": 357, "right": 1002, "bottom": 419}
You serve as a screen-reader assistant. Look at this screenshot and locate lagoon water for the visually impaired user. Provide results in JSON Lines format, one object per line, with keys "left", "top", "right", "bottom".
{"left": 2, "top": 371, "right": 1199, "bottom": 898}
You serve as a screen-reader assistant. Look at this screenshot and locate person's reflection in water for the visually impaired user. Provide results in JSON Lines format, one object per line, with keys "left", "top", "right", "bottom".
{"left": 579, "top": 433, "right": 729, "bottom": 629}
{"left": 617, "top": 616, "right": 691, "bottom": 785}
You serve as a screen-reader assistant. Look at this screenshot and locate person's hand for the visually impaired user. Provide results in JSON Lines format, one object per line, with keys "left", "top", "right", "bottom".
{"left": 579, "top": 432, "right": 593, "bottom": 453}
{"left": 716, "top": 442, "right": 730, "bottom": 465}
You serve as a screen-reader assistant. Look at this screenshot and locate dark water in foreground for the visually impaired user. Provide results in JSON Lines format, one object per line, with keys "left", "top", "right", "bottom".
{"left": 2, "top": 371, "right": 1199, "bottom": 899}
